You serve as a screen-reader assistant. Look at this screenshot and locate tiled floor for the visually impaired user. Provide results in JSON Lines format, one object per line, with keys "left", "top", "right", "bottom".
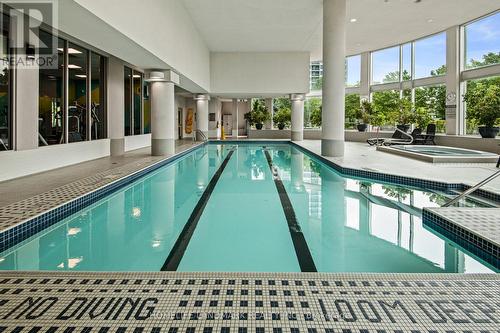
{"left": 0, "top": 271, "right": 498, "bottom": 332}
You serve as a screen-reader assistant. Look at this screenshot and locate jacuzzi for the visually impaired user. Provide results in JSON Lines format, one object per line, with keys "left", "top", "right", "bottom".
{"left": 376, "top": 145, "right": 499, "bottom": 163}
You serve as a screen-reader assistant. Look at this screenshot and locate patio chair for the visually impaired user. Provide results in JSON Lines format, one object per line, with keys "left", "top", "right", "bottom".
{"left": 414, "top": 124, "right": 436, "bottom": 145}
{"left": 367, "top": 128, "right": 412, "bottom": 146}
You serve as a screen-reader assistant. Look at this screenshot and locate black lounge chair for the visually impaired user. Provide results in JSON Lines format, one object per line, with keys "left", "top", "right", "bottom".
{"left": 367, "top": 128, "right": 413, "bottom": 146}
{"left": 414, "top": 124, "right": 436, "bottom": 145}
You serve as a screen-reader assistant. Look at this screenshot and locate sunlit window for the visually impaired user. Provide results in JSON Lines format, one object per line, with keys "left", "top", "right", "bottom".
{"left": 414, "top": 32, "right": 446, "bottom": 78}
{"left": 464, "top": 12, "right": 500, "bottom": 69}
{"left": 372, "top": 46, "right": 399, "bottom": 84}
{"left": 346, "top": 55, "right": 361, "bottom": 87}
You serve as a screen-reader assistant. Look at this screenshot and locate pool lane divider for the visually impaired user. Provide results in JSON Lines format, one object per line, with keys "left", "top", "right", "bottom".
{"left": 263, "top": 148, "right": 318, "bottom": 272}
{"left": 161, "top": 146, "right": 236, "bottom": 271}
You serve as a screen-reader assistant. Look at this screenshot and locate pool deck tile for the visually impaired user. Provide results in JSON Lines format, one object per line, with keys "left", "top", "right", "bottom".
{"left": 0, "top": 271, "right": 498, "bottom": 332}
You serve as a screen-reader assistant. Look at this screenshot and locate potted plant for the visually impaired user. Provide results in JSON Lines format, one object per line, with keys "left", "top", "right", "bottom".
{"left": 413, "top": 107, "right": 434, "bottom": 130}
{"left": 356, "top": 100, "right": 372, "bottom": 132}
{"left": 463, "top": 83, "right": 500, "bottom": 138}
{"left": 245, "top": 99, "right": 270, "bottom": 130}
{"left": 273, "top": 107, "right": 291, "bottom": 130}
{"left": 390, "top": 99, "right": 414, "bottom": 132}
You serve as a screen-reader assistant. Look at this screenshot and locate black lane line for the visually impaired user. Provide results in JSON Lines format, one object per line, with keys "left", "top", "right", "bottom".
{"left": 161, "top": 148, "right": 235, "bottom": 271}
{"left": 263, "top": 149, "right": 317, "bottom": 272}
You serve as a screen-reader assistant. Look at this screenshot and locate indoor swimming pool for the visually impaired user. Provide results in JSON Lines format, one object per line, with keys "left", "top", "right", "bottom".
{"left": 0, "top": 143, "right": 496, "bottom": 273}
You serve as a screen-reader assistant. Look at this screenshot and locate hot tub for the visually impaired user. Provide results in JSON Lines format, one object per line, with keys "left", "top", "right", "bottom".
{"left": 377, "top": 145, "right": 499, "bottom": 163}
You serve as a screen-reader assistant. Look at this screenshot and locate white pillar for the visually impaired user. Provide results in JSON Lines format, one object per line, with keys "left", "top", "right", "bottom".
{"left": 195, "top": 94, "right": 210, "bottom": 139}
{"left": 445, "top": 26, "right": 463, "bottom": 135}
{"left": 321, "top": 0, "right": 346, "bottom": 157}
{"left": 264, "top": 98, "right": 273, "bottom": 129}
{"left": 232, "top": 98, "right": 239, "bottom": 137}
{"left": 290, "top": 94, "right": 305, "bottom": 141}
{"left": 108, "top": 57, "right": 125, "bottom": 156}
{"left": 149, "top": 70, "right": 179, "bottom": 156}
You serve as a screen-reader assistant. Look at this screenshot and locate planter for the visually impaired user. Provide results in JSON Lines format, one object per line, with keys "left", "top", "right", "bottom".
{"left": 357, "top": 124, "right": 368, "bottom": 132}
{"left": 277, "top": 123, "right": 285, "bottom": 130}
{"left": 478, "top": 126, "right": 499, "bottom": 138}
{"left": 397, "top": 124, "right": 410, "bottom": 132}
{"left": 255, "top": 123, "right": 263, "bottom": 130}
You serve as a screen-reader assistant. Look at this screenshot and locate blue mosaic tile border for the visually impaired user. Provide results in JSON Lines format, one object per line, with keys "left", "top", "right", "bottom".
{"left": 0, "top": 143, "right": 205, "bottom": 253}
{"left": 422, "top": 209, "right": 499, "bottom": 269}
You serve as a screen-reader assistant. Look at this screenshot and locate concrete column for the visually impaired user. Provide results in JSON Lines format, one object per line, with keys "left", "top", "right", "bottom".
{"left": 108, "top": 57, "right": 125, "bottom": 156}
{"left": 15, "top": 60, "right": 38, "bottom": 150}
{"left": 264, "top": 98, "right": 273, "bottom": 129}
{"left": 291, "top": 94, "right": 305, "bottom": 141}
{"left": 359, "top": 52, "right": 371, "bottom": 101}
{"left": 232, "top": 98, "right": 239, "bottom": 137}
{"left": 195, "top": 94, "right": 210, "bottom": 139}
{"left": 149, "top": 70, "right": 179, "bottom": 156}
{"left": 445, "top": 26, "right": 463, "bottom": 135}
{"left": 321, "top": 0, "right": 346, "bottom": 157}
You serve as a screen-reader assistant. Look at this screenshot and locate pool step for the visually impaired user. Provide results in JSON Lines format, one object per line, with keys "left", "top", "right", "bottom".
{"left": 447, "top": 190, "right": 500, "bottom": 208}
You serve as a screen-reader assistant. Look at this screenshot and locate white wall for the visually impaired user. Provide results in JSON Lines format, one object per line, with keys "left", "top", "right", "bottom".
{"left": 0, "top": 140, "right": 110, "bottom": 182}
{"left": 72, "top": 0, "right": 211, "bottom": 91}
{"left": 124, "top": 134, "right": 151, "bottom": 152}
{"left": 210, "top": 52, "right": 310, "bottom": 95}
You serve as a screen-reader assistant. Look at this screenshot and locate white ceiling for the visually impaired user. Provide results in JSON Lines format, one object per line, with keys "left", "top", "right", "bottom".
{"left": 181, "top": 0, "right": 500, "bottom": 60}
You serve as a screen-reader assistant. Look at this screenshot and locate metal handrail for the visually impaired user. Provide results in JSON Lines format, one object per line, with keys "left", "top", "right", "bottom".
{"left": 443, "top": 169, "right": 500, "bottom": 207}
{"left": 194, "top": 129, "right": 208, "bottom": 142}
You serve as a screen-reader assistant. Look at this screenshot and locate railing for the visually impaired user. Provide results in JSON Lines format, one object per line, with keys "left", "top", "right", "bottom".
{"left": 193, "top": 129, "right": 208, "bottom": 142}
{"left": 443, "top": 169, "right": 500, "bottom": 207}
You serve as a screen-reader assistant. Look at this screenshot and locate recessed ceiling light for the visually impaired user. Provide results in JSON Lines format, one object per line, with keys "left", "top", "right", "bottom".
{"left": 427, "top": 18, "right": 434, "bottom": 23}
{"left": 350, "top": 18, "right": 357, "bottom": 23}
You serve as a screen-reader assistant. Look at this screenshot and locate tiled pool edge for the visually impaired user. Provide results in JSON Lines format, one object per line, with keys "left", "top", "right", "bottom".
{"left": 0, "top": 271, "right": 498, "bottom": 332}
{"left": 0, "top": 142, "right": 205, "bottom": 253}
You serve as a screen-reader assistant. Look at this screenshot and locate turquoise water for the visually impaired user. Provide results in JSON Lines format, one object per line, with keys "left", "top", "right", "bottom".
{"left": 0, "top": 144, "right": 496, "bottom": 273}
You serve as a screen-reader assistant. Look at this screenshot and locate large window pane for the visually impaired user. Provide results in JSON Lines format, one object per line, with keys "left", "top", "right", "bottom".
{"left": 465, "top": 76, "right": 500, "bottom": 135}
{"left": 39, "top": 33, "right": 64, "bottom": 146}
{"left": 68, "top": 43, "right": 88, "bottom": 142}
{"left": 465, "top": 12, "right": 500, "bottom": 69}
{"left": 345, "top": 93, "right": 360, "bottom": 129}
{"left": 0, "top": 20, "right": 10, "bottom": 151}
{"left": 124, "top": 67, "right": 132, "bottom": 136}
{"left": 310, "top": 61, "right": 323, "bottom": 90}
{"left": 144, "top": 81, "right": 151, "bottom": 134}
{"left": 90, "top": 53, "right": 106, "bottom": 140}
{"left": 415, "top": 85, "right": 446, "bottom": 133}
{"left": 414, "top": 32, "right": 446, "bottom": 78}
{"left": 372, "top": 46, "right": 399, "bottom": 84}
{"left": 372, "top": 90, "right": 400, "bottom": 128}
{"left": 346, "top": 55, "right": 360, "bottom": 87}
{"left": 133, "top": 71, "right": 143, "bottom": 135}
{"left": 402, "top": 43, "right": 412, "bottom": 80}
{"left": 304, "top": 97, "right": 322, "bottom": 128}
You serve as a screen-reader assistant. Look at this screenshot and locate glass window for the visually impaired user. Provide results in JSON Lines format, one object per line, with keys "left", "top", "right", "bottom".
{"left": 124, "top": 67, "right": 132, "bottom": 136}
{"left": 346, "top": 55, "right": 361, "bottom": 87}
{"left": 402, "top": 43, "right": 412, "bottom": 80}
{"left": 415, "top": 85, "right": 446, "bottom": 133}
{"left": 0, "top": 18, "right": 10, "bottom": 151}
{"left": 372, "top": 46, "right": 399, "bottom": 84}
{"left": 133, "top": 71, "right": 143, "bottom": 135}
{"left": 345, "top": 93, "right": 360, "bottom": 129}
{"left": 465, "top": 12, "right": 500, "bottom": 69}
{"left": 464, "top": 76, "right": 500, "bottom": 135}
{"left": 310, "top": 61, "right": 323, "bottom": 90}
{"left": 67, "top": 43, "right": 88, "bottom": 143}
{"left": 414, "top": 32, "right": 446, "bottom": 78}
{"left": 90, "top": 53, "right": 106, "bottom": 140}
{"left": 143, "top": 81, "right": 151, "bottom": 134}
{"left": 304, "top": 97, "right": 322, "bottom": 128}
{"left": 39, "top": 33, "right": 64, "bottom": 146}
{"left": 371, "top": 90, "right": 400, "bottom": 127}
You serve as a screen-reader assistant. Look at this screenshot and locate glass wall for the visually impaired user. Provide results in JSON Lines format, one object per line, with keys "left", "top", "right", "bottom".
{"left": 90, "top": 53, "right": 106, "bottom": 140}
{"left": 310, "top": 61, "right": 323, "bottom": 90}
{"left": 372, "top": 90, "right": 400, "bottom": 128}
{"left": 345, "top": 93, "right": 360, "bottom": 129}
{"left": 402, "top": 43, "right": 412, "bottom": 80}
{"left": 68, "top": 43, "right": 88, "bottom": 143}
{"left": 143, "top": 81, "right": 151, "bottom": 134}
{"left": 415, "top": 85, "right": 446, "bottom": 133}
{"left": 38, "top": 32, "right": 64, "bottom": 146}
{"left": 372, "top": 46, "right": 400, "bottom": 84}
{"left": 465, "top": 76, "right": 500, "bottom": 135}
{"left": 124, "top": 67, "right": 132, "bottom": 136}
{"left": 346, "top": 55, "right": 361, "bottom": 87}
{"left": 464, "top": 11, "right": 500, "bottom": 69}
{"left": 0, "top": 16, "right": 10, "bottom": 151}
{"left": 304, "top": 97, "right": 322, "bottom": 128}
{"left": 133, "top": 71, "right": 143, "bottom": 135}
{"left": 414, "top": 32, "right": 446, "bottom": 78}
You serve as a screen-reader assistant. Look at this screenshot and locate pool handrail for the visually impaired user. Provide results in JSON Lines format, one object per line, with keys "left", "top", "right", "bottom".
{"left": 443, "top": 169, "right": 500, "bottom": 207}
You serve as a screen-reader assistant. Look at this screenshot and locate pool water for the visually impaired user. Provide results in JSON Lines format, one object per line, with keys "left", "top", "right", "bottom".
{"left": 0, "top": 144, "right": 496, "bottom": 273}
